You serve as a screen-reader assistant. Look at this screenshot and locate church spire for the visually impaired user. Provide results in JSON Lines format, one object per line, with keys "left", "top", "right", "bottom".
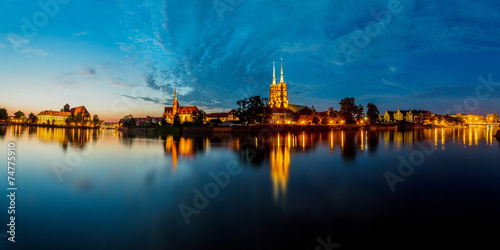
{"left": 272, "top": 61, "right": 276, "bottom": 85}
{"left": 280, "top": 57, "right": 284, "bottom": 83}
{"left": 174, "top": 87, "right": 177, "bottom": 100}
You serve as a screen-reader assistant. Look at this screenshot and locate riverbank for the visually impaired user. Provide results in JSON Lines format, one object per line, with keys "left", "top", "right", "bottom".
{"left": 0, "top": 122, "right": 99, "bottom": 129}
{"left": 181, "top": 124, "right": 436, "bottom": 133}
{"left": 119, "top": 126, "right": 180, "bottom": 137}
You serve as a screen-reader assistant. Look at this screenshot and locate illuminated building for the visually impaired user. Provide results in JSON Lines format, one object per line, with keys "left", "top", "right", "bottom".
{"left": 486, "top": 113, "right": 499, "bottom": 123}
{"left": 269, "top": 58, "right": 289, "bottom": 109}
{"left": 456, "top": 113, "right": 486, "bottom": 124}
{"left": 162, "top": 88, "right": 199, "bottom": 123}
{"left": 268, "top": 59, "right": 314, "bottom": 123}
{"left": 37, "top": 104, "right": 91, "bottom": 126}
{"left": 37, "top": 111, "right": 71, "bottom": 125}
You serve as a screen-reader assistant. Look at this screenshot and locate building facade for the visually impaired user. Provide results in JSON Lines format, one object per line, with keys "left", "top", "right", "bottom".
{"left": 163, "top": 88, "right": 199, "bottom": 123}
{"left": 456, "top": 113, "right": 485, "bottom": 124}
{"left": 486, "top": 113, "right": 499, "bottom": 123}
{"left": 269, "top": 59, "right": 288, "bottom": 109}
{"left": 37, "top": 111, "right": 71, "bottom": 125}
{"left": 37, "top": 104, "right": 91, "bottom": 125}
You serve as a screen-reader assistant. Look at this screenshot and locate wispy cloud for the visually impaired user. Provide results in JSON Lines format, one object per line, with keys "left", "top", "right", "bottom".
{"left": 80, "top": 68, "right": 96, "bottom": 77}
{"left": 0, "top": 43, "right": 5, "bottom": 49}
{"left": 5, "top": 33, "right": 48, "bottom": 56}
{"left": 73, "top": 31, "right": 89, "bottom": 36}
{"left": 382, "top": 78, "right": 416, "bottom": 93}
{"left": 110, "top": 78, "right": 137, "bottom": 88}
{"left": 121, "top": 94, "right": 169, "bottom": 106}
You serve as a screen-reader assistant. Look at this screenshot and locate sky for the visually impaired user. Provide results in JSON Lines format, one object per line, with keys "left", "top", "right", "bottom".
{"left": 1, "top": 0, "right": 500, "bottom": 121}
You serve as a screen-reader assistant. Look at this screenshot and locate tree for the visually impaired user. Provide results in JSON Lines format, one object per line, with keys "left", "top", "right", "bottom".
{"left": 291, "top": 112, "right": 300, "bottom": 123}
{"left": 312, "top": 116, "right": 320, "bottom": 125}
{"left": 0, "top": 107, "right": 7, "bottom": 120}
{"left": 65, "top": 114, "right": 75, "bottom": 126}
{"left": 191, "top": 110, "right": 206, "bottom": 126}
{"left": 173, "top": 114, "right": 181, "bottom": 128}
{"left": 235, "top": 96, "right": 270, "bottom": 125}
{"left": 339, "top": 97, "right": 357, "bottom": 124}
{"left": 14, "top": 110, "right": 24, "bottom": 119}
{"left": 119, "top": 114, "right": 136, "bottom": 128}
{"left": 366, "top": 103, "right": 380, "bottom": 124}
{"left": 328, "top": 107, "right": 335, "bottom": 115}
{"left": 355, "top": 104, "right": 365, "bottom": 121}
{"left": 213, "top": 114, "right": 223, "bottom": 127}
{"left": 299, "top": 107, "right": 313, "bottom": 115}
{"left": 28, "top": 113, "right": 38, "bottom": 124}
{"left": 92, "top": 115, "right": 101, "bottom": 127}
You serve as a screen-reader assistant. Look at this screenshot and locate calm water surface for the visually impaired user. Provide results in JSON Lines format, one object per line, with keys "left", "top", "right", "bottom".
{"left": 0, "top": 125, "right": 499, "bottom": 249}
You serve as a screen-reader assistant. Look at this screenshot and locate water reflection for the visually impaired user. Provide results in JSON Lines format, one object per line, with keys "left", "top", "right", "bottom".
{"left": 0, "top": 126, "right": 6, "bottom": 139}
{"left": 35, "top": 127, "right": 98, "bottom": 149}
{"left": 1, "top": 125, "right": 500, "bottom": 249}
{"left": 3, "top": 125, "right": 499, "bottom": 205}
{"left": 156, "top": 126, "right": 499, "bottom": 203}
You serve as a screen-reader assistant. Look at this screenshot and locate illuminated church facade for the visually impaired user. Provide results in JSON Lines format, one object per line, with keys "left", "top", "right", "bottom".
{"left": 162, "top": 88, "right": 199, "bottom": 123}
{"left": 268, "top": 59, "right": 312, "bottom": 124}
{"left": 269, "top": 58, "right": 289, "bottom": 109}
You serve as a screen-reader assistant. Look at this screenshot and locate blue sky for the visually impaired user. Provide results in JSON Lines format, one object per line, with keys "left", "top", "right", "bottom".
{"left": 1, "top": 0, "right": 500, "bottom": 121}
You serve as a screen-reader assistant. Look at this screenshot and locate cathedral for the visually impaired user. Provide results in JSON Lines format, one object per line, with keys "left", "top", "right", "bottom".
{"left": 269, "top": 58, "right": 289, "bottom": 109}
{"left": 162, "top": 88, "right": 199, "bottom": 123}
{"left": 268, "top": 59, "right": 314, "bottom": 124}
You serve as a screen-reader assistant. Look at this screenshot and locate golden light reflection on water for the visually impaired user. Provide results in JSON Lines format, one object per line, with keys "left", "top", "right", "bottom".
{"left": 5, "top": 125, "right": 497, "bottom": 207}
{"left": 31, "top": 126, "right": 98, "bottom": 149}
{"left": 270, "top": 140, "right": 290, "bottom": 203}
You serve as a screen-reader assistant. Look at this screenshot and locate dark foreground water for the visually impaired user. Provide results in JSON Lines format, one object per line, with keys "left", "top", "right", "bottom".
{"left": 0, "top": 125, "right": 499, "bottom": 249}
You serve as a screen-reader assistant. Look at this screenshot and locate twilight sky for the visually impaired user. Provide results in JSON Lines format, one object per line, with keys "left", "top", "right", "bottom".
{"left": 1, "top": 0, "right": 500, "bottom": 121}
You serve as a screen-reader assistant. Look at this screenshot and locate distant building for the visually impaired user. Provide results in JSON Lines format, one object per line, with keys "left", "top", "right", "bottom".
{"left": 38, "top": 104, "right": 91, "bottom": 125}
{"left": 37, "top": 111, "right": 71, "bottom": 125}
{"left": 135, "top": 116, "right": 163, "bottom": 126}
{"left": 486, "top": 113, "right": 499, "bottom": 123}
{"left": 269, "top": 59, "right": 288, "bottom": 109}
{"left": 384, "top": 109, "right": 404, "bottom": 122}
{"left": 63, "top": 103, "right": 70, "bottom": 112}
{"left": 267, "top": 59, "right": 314, "bottom": 123}
{"left": 162, "top": 88, "right": 199, "bottom": 123}
{"left": 206, "top": 113, "right": 229, "bottom": 122}
{"left": 69, "top": 105, "right": 91, "bottom": 119}
{"left": 405, "top": 110, "right": 425, "bottom": 124}
{"left": 419, "top": 110, "right": 432, "bottom": 124}
{"left": 228, "top": 109, "right": 238, "bottom": 121}
{"left": 270, "top": 107, "right": 293, "bottom": 124}
{"left": 456, "top": 113, "right": 485, "bottom": 124}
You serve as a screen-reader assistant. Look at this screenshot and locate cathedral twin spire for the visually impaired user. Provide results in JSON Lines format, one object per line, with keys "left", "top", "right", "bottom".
{"left": 269, "top": 57, "right": 288, "bottom": 109}
{"left": 272, "top": 57, "right": 285, "bottom": 85}
{"left": 280, "top": 57, "right": 284, "bottom": 83}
